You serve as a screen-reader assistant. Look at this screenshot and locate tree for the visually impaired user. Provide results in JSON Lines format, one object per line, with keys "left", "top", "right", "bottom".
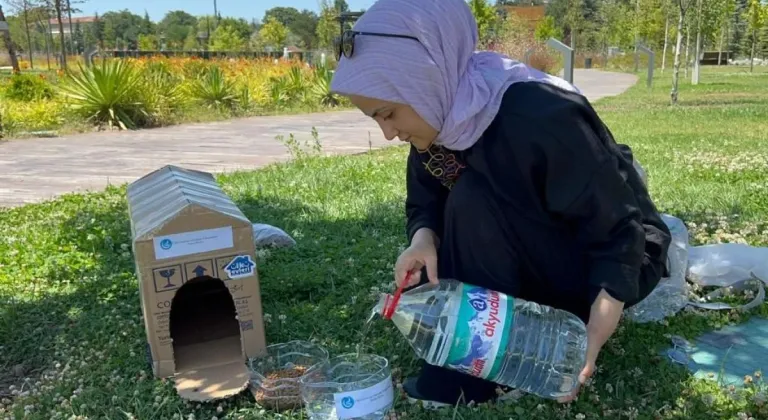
{"left": 744, "top": 0, "right": 767, "bottom": 71}
{"left": 715, "top": 0, "right": 737, "bottom": 64}
{"left": 90, "top": 12, "right": 103, "bottom": 48}
{"left": 564, "top": 0, "right": 586, "bottom": 49}
{"left": 760, "top": 16, "right": 768, "bottom": 57}
{"left": 7, "top": 0, "right": 40, "bottom": 68}
{"left": 258, "top": 16, "right": 287, "bottom": 50}
{"left": 218, "top": 17, "right": 252, "bottom": 40}
{"left": 73, "top": 21, "right": 83, "bottom": 52}
{"left": 596, "top": 0, "right": 635, "bottom": 50}
{"left": 671, "top": 0, "right": 693, "bottom": 104}
{"left": 315, "top": 0, "right": 338, "bottom": 49}
{"left": 142, "top": 10, "right": 154, "bottom": 34}
{"left": 138, "top": 33, "right": 158, "bottom": 50}
{"left": 0, "top": 5, "right": 21, "bottom": 72}
{"left": 468, "top": 0, "right": 499, "bottom": 45}
{"left": 101, "top": 10, "right": 150, "bottom": 49}
{"left": 82, "top": 17, "right": 96, "bottom": 50}
{"left": 334, "top": 0, "right": 349, "bottom": 13}
{"left": 51, "top": 0, "right": 67, "bottom": 69}
{"left": 158, "top": 11, "right": 197, "bottom": 49}
{"left": 264, "top": 6, "right": 301, "bottom": 27}
{"left": 535, "top": 15, "right": 563, "bottom": 41}
{"left": 197, "top": 14, "right": 217, "bottom": 41}
{"left": 210, "top": 19, "right": 249, "bottom": 51}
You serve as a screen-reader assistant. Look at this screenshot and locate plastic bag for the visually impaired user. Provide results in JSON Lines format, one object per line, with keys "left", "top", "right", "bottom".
{"left": 686, "top": 243, "right": 767, "bottom": 311}
{"left": 252, "top": 223, "right": 297, "bottom": 248}
{"left": 625, "top": 214, "right": 690, "bottom": 323}
{"left": 688, "top": 244, "right": 768, "bottom": 288}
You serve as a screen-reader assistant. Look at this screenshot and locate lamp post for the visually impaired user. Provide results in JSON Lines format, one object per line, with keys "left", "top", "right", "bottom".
{"left": 160, "top": 34, "right": 167, "bottom": 52}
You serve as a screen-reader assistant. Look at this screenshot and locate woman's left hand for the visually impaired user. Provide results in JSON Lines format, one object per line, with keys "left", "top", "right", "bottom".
{"left": 557, "top": 289, "right": 625, "bottom": 404}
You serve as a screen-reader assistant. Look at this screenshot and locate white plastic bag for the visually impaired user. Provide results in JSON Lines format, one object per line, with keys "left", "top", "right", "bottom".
{"left": 688, "top": 244, "right": 768, "bottom": 288}
{"left": 686, "top": 243, "right": 767, "bottom": 312}
{"left": 625, "top": 214, "right": 690, "bottom": 323}
{"left": 252, "top": 223, "right": 297, "bottom": 248}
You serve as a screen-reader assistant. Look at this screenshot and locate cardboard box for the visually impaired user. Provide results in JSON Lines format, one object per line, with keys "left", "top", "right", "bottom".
{"left": 127, "top": 165, "right": 267, "bottom": 401}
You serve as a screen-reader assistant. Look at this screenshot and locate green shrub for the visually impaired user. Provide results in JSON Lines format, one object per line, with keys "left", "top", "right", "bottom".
{"left": 310, "top": 65, "right": 341, "bottom": 107}
{"left": 0, "top": 100, "right": 65, "bottom": 135}
{"left": 59, "top": 60, "right": 145, "bottom": 130}
{"left": 187, "top": 65, "right": 238, "bottom": 110}
{"left": 267, "top": 66, "right": 311, "bottom": 108}
{"left": 3, "top": 72, "right": 55, "bottom": 101}
{"left": 134, "top": 62, "right": 185, "bottom": 127}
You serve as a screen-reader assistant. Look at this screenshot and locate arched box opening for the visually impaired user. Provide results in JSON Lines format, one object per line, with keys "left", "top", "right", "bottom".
{"left": 127, "top": 164, "right": 267, "bottom": 402}
{"left": 170, "top": 275, "right": 250, "bottom": 401}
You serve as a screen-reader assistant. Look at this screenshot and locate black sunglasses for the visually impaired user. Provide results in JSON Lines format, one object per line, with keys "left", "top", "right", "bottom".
{"left": 336, "top": 30, "right": 420, "bottom": 61}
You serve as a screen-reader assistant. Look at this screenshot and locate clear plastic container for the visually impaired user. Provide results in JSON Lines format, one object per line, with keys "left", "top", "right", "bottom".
{"left": 248, "top": 340, "right": 330, "bottom": 411}
{"left": 300, "top": 353, "right": 394, "bottom": 420}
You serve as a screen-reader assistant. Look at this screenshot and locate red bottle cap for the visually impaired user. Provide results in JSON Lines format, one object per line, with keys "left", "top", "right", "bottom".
{"left": 382, "top": 272, "right": 411, "bottom": 320}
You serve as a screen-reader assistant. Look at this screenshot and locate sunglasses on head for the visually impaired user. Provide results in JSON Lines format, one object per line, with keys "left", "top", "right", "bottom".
{"left": 335, "top": 30, "right": 420, "bottom": 61}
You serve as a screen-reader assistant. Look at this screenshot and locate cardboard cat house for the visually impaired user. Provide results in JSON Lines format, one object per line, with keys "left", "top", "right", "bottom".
{"left": 127, "top": 165, "right": 267, "bottom": 401}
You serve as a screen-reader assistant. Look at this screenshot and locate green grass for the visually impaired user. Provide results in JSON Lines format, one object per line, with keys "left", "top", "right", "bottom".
{"left": 1, "top": 66, "right": 768, "bottom": 420}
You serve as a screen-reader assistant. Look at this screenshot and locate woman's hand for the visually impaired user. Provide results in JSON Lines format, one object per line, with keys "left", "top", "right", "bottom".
{"left": 395, "top": 228, "right": 440, "bottom": 288}
{"left": 558, "top": 289, "right": 625, "bottom": 404}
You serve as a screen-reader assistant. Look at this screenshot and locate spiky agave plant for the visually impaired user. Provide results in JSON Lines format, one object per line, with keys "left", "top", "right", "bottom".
{"left": 310, "top": 64, "right": 340, "bottom": 107}
{"left": 59, "top": 59, "right": 144, "bottom": 130}
{"left": 188, "top": 65, "right": 239, "bottom": 110}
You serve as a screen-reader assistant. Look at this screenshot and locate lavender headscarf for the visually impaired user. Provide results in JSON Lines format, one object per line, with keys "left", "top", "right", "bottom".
{"left": 330, "top": 0, "right": 581, "bottom": 151}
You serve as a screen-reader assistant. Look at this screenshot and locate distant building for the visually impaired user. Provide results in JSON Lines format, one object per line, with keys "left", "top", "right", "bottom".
{"left": 48, "top": 16, "right": 97, "bottom": 35}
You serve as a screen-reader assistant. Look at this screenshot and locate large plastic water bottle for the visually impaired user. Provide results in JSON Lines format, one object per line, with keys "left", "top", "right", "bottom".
{"left": 374, "top": 278, "right": 588, "bottom": 399}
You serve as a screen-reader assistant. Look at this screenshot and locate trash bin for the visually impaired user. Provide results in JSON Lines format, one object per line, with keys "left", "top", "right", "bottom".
{"left": 585, "top": 57, "right": 593, "bottom": 69}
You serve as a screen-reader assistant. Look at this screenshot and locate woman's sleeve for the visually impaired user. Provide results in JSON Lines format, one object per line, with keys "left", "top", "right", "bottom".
{"left": 404, "top": 146, "right": 449, "bottom": 243}
{"left": 513, "top": 104, "right": 647, "bottom": 304}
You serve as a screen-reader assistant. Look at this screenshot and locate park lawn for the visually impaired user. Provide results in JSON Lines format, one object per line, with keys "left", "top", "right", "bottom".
{"left": 1, "top": 66, "right": 768, "bottom": 420}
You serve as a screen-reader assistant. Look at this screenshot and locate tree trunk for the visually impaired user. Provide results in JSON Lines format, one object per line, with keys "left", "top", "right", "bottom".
{"left": 66, "top": 0, "right": 74, "bottom": 54}
{"left": 692, "top": 0, "right": 701, "bottom": 84}
{"left": 662, "top": 13, "right": 670, "bottom": 72}
{"left": 46, "top": 1, "right": 54, "bottom": 69}
{"left": 750, "top": 28, "right": 756, "bottom": 72}
{"left": 0, "top": 5, "right": 21, "bottom": 72}
{"left": 671, "top": 1, "right": 687, "bottom": 104}
{"left": 22, "top": 1, "right": 34, "bottom": 69}
{"left": 684, "top": 26, "right": 690, "bottom": 78}
{"left": 54, "top": 0, "right": 67, "bottom": 70}
{"left": 40, "top": 14, "right": 51, "bottom": 70}
{"left": 718, "top": 21, "right": 726, "bottom": 65}
{"left": 634, "top": 0, "right": 640, "bottom": 53}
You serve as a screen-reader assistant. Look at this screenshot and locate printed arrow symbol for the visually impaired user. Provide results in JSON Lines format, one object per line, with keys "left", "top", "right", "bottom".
{"left": 192, "top": 265, "right": 207, "bottom": 278}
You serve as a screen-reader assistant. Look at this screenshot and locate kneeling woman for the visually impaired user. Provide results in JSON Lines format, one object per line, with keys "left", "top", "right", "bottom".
{"left": 330, "top": 0, "right": 671, "bottom": 408}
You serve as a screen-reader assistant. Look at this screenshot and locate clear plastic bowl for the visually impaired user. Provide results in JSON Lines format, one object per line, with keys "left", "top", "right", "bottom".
{"left": 248, "top": 340, "right": 330, "bottom": 411}
{"left": 300, "top": 353, "right": 394, "bottom": 420}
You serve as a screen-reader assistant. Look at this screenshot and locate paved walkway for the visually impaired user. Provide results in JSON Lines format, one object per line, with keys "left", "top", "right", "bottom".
{"left": 0, "top": 69, "right": 637, "bottom": 208}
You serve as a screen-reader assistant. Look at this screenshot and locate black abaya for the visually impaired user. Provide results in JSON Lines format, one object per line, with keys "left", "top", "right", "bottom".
{"left": 401, "top": 81, "right": 671, "bottom": 404}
